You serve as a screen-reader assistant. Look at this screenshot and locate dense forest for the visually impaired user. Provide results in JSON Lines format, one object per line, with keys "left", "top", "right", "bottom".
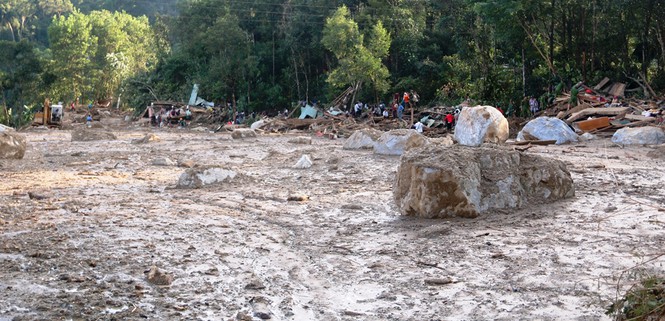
{"left": 1, "top": 0, "right": 664, "bottom": 126}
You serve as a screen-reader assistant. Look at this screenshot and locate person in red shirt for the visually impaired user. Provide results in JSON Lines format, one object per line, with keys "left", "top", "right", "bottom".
{"left": 445, "top": 113, "right": 454, "bottom": 130}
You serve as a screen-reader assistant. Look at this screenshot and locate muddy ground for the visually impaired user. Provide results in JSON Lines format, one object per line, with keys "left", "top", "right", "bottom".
{"left": 1, "top": 124, "right": 664, "bottom": 321}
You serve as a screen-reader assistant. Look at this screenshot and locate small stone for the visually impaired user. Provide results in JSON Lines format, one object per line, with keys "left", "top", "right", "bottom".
{"left": 178, "top": 160, "right": 196, "bottom": 168}
{"left": 604, "top": 206, "right": 618, "bottom": 213}
{"left": 231, "top": 128, "right": 257, "bottom": 139}
{"left": 146, "top": 265, "right": 173, "bottom": 286}
{"left": 152, "top": 157, "right": 176, "bottom": 166}
{"left": 294, "top": 155, "right": 312, "bottom": 169}
{"left": 287, "top": 195, "right": 309, "bottom": 202}
{"left": 288, "top": 136, "right": 312, "bottom": 144}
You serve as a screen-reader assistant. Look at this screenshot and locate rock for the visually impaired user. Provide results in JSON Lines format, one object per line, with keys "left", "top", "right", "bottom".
{"left": 647, "top": 145, "right": 665, "bottom": 159}
{"left": 294, "top": 155, "right": 313, "bottom": 169}
{"left": 580, "top": 132, "right": 598, "bottom": 141}
{"left": 405, "top": 133, "right": 453, "bottom": 151}
{"left": 146, "top": 265, "right": 173, "bottom": 286}
{"left": 0, "top": 131, "right": 27, "bottom": 159}
{"left": 250, "top": 119, "right": 267, "bottom": 130}
{"left": 612, "top": 127, "right": 665, "bottom": 146}
{"left": 251, "top": 297, "right": 272, "bottom": 320}
{"left": 231, "top": 128, "right": 257, "bottom": 139}
{"left": 343, "top": 129, "right": 383, "bottom": 150}
{"left": 454, "top": 106, "right": 509, "bottom": 146}
{"left": 517, "top": 117, "right": 578, "bottom": 145}
{"left": 394, "top": 145, "right": 575, "bottom": 218}
{"left": 288, "top": 136, "right": 312, "bottom": 144}
{"left": 0, "top": 124, "right": 15, "bottom": 132}
{"left": 152, "top": 157, "right": 176, "bottom": 166}
{"left": 176, "top": 167, "right": 237, "bottom": 189}
{"left": 131, "top": 133, "right": 160, "bottom": 144}
{"left": 287, "top": 195, "right": 309, "bottom": 202}
{"left": 178, "top": 159, "right": 196, "bottom": 168}
{"left": 374, "top": 129, "right": 421, "bottom": 155}
{"left": 71, "top": 128, "right": 117, "bottom": 141}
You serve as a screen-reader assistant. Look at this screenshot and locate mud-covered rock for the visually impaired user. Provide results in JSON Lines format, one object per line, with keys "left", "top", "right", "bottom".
{"left": 612, "top": 126, "right": 665, "bottom": 146}
{"left": 146, "top": 266, "right": 173, "bottom": 286}
{"left": 343, "top": 129, "right": 383, "bottom": 150}
{"left": 152, "top": 157, "right": 176, "bottom": 166}
{"left": 454, "top": 106, "right": 509, "bottom": 146}
{"left": 374, "top": 129, "right": 421, "bottom": 155}
{"left": 288, "top": 136, "right": 312, "bottom": 144}
{"left": 176, "top": 167, "right": 237, "bottom": 188}
{"left": 394, "top": 145, "right": 575, "bottom": 218}
{"left": 231, "top": 128, "right": 257, "bottom": 139}
{"left": 131, "top": 133, "right": 160, "bottom": 144}
{"left": 0, "top": 130, "right": 27, "bottom": 159}
{"left": 71, "top": 128, "right": 117, "bottom": 141}
{"left": 405, "top": 134, "right": 453, "bottom": 151}
{"left": 517, "top": 117, "right": 578, "bottom": 145}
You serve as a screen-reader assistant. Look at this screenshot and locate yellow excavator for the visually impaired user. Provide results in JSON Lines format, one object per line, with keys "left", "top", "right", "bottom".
{"left": 32, "top": 98, "right": 62, "bottom": 128}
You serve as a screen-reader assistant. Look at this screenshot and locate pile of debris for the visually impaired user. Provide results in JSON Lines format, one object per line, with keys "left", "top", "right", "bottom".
{"left": 540, "top": 78, "right": 664, "bottom": 137}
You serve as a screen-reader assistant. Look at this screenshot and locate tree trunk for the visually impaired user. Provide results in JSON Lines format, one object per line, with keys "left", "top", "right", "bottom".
{"left": 291, "top": 49, "right": 300, "bottom": 100}
{"left": 522, "top": 46, "right": 526, "bottom": 97}
{"left": 549, "top": 0, "right": 555, "bottom": 78}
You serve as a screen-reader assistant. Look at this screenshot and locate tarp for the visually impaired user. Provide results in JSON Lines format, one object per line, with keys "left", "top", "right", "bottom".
{"left": 299, "top": 104, "right": 320, "bottom": 119}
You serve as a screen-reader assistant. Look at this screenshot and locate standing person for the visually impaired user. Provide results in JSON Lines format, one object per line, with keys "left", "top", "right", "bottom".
{"left": 70, "top": 101, "right": 76, "bottom": 111}
{"left": 529, "top": 96, "right": 539, "bottom": 116}
{"left": 397, "top": 103, "right": 404, "bottom": 120}
{"left": 445, "top": 113, "right": 454, "bottom": 130}
{"left": 391, "top": 102, "right": 398, "bottom": 118}
{"left": 85, "top": 114, "right": 92, "bottom": 128}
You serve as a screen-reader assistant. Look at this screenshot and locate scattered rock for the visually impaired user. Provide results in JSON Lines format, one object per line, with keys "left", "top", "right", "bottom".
{"left": 0, "top": 124, "right": 15, "bottom": 132}
{"left": 146, "top": 265, "right": 173, "bottom": 286}
{"left": 517, "top": 117, "right": 578, "bottom": 145}
{"left": 288, "top": 136, "right": 312, "bottom": 144}
{"left": 287, "top": 195, "right": 309, "bottom": 202}
{"left": 343, "top": 129, "right": 383, "bottom": 150}
{"left": 71, "top": 128, "right": 117, "bottom": 141}
{"left": 647, "top": 145, "right": 665, "bottom": 159}
{"left": 176, "top": 167, "right": 237, "bottom": 189}
{"left": 251, "top": 296, "right": 272, "bottom": 320}
{"left": 374, "top": 129, "right": 421, "bottom": 155}
{"left": 231, "top": 128, "right": 257, "bottom": 139}
{"left": 131, "top": 133, "right": 160, "bottom": 144}
{"left": 580, "top": 132, "right": 598, "bottom": 141}
{"left": 178, "top": 159, "right": 196, "bottom": 168}
{"left": 152, "top": 157, "right": 176, "bottom": 166}
{"left": 424, "top": 278, "right": 454, "bottom": 286}
{"left": 294, "top": 155, "right": 313, "bottom": 169}
{"left": 394, "top": 145, "right": 575, "bottom": 218}
{"left": 604, "top": 205, "right": 618, "bottom": 213}
{"left": 405, "top": 133, "right": 454, "bottom": 151}
{"left": 612, "top": 127, "right": 665, "bottom": 146}
{"left": 0, "top": 131, "right": 27, "bottom": 159}
{"left": 27, "top": 192, "right": 48, "bottom": 200}
{"left": 454, "top": 106, "right": 509, "bottom": 146}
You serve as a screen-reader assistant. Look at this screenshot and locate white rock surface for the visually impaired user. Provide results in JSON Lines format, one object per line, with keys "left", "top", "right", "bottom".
{"left": 343, "top": 129, "right": 383, "bottom": 150}
{"left": 374, "top": 129, "right": 421, "bottom": 156}
{"left": 176, "top": 168, "right": 237, "bottom": 189}
{"left": 612, "top": 127, "right": 665, "bottom": 145}
{"left": 517, "top": 117, "right": 578, "bottom": 145}
{"left": 294, "top": 155, "right": 313, "bottom": 169}
{"left": 0, "top": 131, "right": 27, "bottom": 159}
{"left": 231, "top": 128, "right": 257, "bottom": 139}
{"left": 454, "top": 106, "right": 509, "bottom": 146}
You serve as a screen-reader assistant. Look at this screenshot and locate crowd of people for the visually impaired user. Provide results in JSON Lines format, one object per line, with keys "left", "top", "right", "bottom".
{"left": 146, "top": 104, "right": 192, "bottom": 128}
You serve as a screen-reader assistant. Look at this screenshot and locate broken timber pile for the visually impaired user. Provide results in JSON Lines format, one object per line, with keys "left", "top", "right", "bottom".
{"left": 540, "top": 78, "right": 664, "bottom": 137}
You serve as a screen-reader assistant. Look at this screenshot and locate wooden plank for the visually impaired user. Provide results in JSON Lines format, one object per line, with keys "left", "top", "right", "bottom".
{"left": 510, "top": 140, "right": 558, "bottom": 146}
{"left": 593, "top": 77, "right": 610, "bottom": 91}
{"left": 566, "top": 107, "right": 629, "bottom": 123}
{"left": 575, "top": 117, "right": 611, "bottom": 132}
{"left": 608, "top": 82, "right": 626, "bottom": 97}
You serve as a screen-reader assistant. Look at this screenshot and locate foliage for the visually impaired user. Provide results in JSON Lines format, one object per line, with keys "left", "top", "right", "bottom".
{"left": 608, "top": 275, "right": 665, "bottom": 321}
{"left": 0, "top": 40, "right": 44, "bottom": 127}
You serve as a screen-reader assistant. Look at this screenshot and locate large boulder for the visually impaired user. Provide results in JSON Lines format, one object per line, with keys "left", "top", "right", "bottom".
{"left": 71, "top": 128, "right": 117, "bottom": 141}
{"left": 612, "top": 127, "right": 665, "bottom": 146}
{"left": 517, "top": 117, "right": 579, "bottom": 145}
{"left": 374, "top": 129, "right": 422, "bottom": 156}
{"left": 454, "top": 106, "right": 509, "bottom": 146}
{"left": 0, "top": 130, "right": 27, "bottom": 159}
{"left": 343, "top": 128, "right": 383, "bottom": 150}
{"left": 231, "top": 128, "right": 257, "bottom": 139}
{"left": 405, "top": 134, "right": 454, "bottom": 151}
{"left": 176, "top": 167, "right": 237, "bottom": 189}
{"left": 394, "top": 145, "right": 575, "bottom": 218}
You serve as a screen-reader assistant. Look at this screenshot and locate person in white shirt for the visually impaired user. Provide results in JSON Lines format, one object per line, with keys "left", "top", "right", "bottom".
{"left": 414, "top": 121, "right": 424, "bottom": 133}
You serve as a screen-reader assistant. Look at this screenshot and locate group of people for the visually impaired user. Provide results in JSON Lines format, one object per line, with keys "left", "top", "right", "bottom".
{"left": 351, "top": 90, "right": 419, "bottom": 121}
{"left": 147, "top": 104, "right": 192, "bottom": 128}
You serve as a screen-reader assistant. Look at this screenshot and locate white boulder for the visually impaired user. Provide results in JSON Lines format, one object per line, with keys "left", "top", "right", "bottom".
{"left": 374, "top": 129, "right": 422, "bottom": 156}
{"left": 454, "top": 106, "right": 509, "bottom": 146}
{"left": 517, "top": 117, "right": 578, "bottom": 145}
{"left": 612, "top": 127, "right": 665, "bottom": 146}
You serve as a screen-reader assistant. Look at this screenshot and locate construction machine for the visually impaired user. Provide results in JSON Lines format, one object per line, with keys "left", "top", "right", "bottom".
{"left": 33, "top": 98, "right": 62, "bottom": 128}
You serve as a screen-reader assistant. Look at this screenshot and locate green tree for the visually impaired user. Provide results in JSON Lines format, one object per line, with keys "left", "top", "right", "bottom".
{"left": 322, "top": 6, "right": 391, "bottom": 104}
{"left": 0, "top": 40, "right": 44, "bottom": 126}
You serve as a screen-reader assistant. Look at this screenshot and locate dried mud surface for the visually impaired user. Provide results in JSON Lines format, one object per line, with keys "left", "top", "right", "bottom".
{"left": 1, "top": 126, "right": 665, "bottom": 321}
